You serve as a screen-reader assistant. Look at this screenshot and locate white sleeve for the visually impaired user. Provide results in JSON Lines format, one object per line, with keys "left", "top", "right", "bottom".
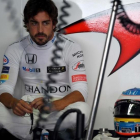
{"left": 64, "top": 41, "right": 88, "bottom": 101}
{"left": 0, "top": 44, "right": 22, "bottom": 95}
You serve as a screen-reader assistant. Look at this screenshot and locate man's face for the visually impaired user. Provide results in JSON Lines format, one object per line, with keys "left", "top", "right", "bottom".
{"left": 27, "top": 11, "right": 55, "bottom": 45}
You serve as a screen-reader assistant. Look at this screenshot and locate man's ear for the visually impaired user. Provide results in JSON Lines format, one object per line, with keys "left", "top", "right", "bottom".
{"left": 26, "top": 23, "right": 29, "bottom": 31}
{"left": 53, "top": 25, "right": 56, "bottom": 30}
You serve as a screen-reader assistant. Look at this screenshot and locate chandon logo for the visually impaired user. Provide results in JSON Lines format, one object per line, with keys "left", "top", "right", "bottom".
{"left": 25, "top": 84, "right": 71, "bottom": 94}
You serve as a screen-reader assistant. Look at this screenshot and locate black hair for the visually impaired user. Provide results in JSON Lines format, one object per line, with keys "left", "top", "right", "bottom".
{"left": 23, "top": 0, "right": 58, "bottom": 31}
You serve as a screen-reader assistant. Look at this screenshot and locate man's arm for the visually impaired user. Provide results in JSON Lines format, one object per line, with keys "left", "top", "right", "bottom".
{"left": 0, "top": 93, "right": 17, "bottom": 109}
{"left": 0, "top": 93, "right": 33, "bottom": 116}
{"left": 30, "top": 90, "right": 84, "bottom": 112}
{"left": 0, "top": 42, "right": 32, "bottom": 116}
{"left": 52, "top": 90, "right": 84, "bottom": 111}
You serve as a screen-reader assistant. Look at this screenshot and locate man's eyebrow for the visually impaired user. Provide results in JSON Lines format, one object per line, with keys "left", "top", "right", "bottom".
{"left": 42, "top": 20, "right": 51, "bottom": 22}
{"left": 29, "top": 19, "right": 51, "bottom": 23}
{"left": 30, "top": 19, "right": 38, "bottom": 22}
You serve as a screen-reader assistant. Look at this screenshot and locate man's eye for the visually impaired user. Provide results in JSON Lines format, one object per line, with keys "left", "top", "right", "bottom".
{"left": 43, "top": 22, "right": 49, "bottom": 25}
{"left": 31, "top": 22, "right": 37, "bottom": 26}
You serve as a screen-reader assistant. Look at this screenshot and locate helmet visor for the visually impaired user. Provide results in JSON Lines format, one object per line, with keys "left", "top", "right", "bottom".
{"left": 114, "top": 100, "right": 140, "bottom": 117}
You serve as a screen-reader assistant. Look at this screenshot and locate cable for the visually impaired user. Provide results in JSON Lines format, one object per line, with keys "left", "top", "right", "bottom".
{"left": 1, "top": 0, "right": 22, "bottom": 39}
{"left": 53, "top": 109, "right": 85, "bottom": 140}
{"left": 116, "top": 0, "right": 140, "bottom": 34}
{"left": 34, "top": 0, "right": 71, "bottom": 139}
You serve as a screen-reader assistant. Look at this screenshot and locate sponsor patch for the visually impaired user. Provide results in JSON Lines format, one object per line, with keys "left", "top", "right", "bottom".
{"left": 3, "top": 55, "right": 9, "bottom": 65}
{"left": 22, "top": 67, "right": 40, "bottom": 72}
{"left": 25, "top": 84, "right": 71, "bottom": 94}
{"left": 115, "top": 99, "right": 140, "bottom": 107}
{"left": 2, "top": 66, "right": 10, "bottom": 73}
{"left": 25, "top": 54, "right": 37, "bottom": 64}
{"left": 73, "top": 60, "right": 85, "bottom": 71}
{"left": 47, "top": 66, "right": 66, "bottom": 73}
{"left": 121, "top": 128, "right": 132, "bottom": 133}
{"left": 0, "top": 80, "right": 6, "bottom": 85}
{"left": 0, "top": 74, "right": 9, "bottom": 80}
{"left": 72, "top": 51, "right": 83, "bottom": 58}
{"left": 72, "top": 74, "right": 87, "bottom": 82}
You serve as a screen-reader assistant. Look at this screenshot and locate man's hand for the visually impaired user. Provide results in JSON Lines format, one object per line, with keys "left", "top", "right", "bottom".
{"left": 12, "top": 99, "right": 33, "bottom": 116}
{"left": 30, "top": 97, "right": 44, "bottom": 110}
{"left": 31, "top": 97, "right": 56, "bottom": 112}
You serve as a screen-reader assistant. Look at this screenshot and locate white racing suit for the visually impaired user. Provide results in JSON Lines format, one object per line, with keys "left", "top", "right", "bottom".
{"left": 0, "top": 33, "right": 90, "bottom": 140}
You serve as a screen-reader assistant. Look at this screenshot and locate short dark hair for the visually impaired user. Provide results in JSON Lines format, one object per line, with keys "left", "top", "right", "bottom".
{"left": 23, "top": 0, "right": 58, "bottom": 32}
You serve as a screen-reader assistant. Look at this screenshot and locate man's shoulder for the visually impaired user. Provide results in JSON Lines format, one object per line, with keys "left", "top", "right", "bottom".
{"left": 8, "top": 35, "right": 30, "bottom": 49}
{"left": 5, "top": 35, "right": 31, "bottom": 55}
{"left": 57, "top": 33, "right": 75, "bottom": 44}
{"left": 56, "top": 33, "right": 81, "bottom": 50}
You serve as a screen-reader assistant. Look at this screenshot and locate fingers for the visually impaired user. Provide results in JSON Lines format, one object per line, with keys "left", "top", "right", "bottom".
{"left": 37, "top": 104, "right": 43, "bottom": 110}
{"left": 17, "top": 100, "right": 33, "bottom": 113}
{"left": 30, "top": 97, "right": 43, "bottom": 106}
{"left": 20, "top": 100, "right": 33, "bottom": 113}
{"left": 13, "top": 110, "right": 23, "bottom": 116}
{"left": 12, "top": 100, "right": 33, "bottom": 116}
{"left": 13, "top": 107, "right": 26, "bottom": 116}
{"left": 30, "top": 97, "right": 44, "bottom": 109}
{"left": 32, "top": 100, "right": 44, "bottom": 109}
{"left": 13, "top": 98, "right": 45, "bottom": 116}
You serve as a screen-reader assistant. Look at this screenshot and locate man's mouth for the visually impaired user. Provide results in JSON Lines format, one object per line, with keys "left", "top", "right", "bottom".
{"left": 35, "top": 34, "right": 47, "bottom": 39}
{"left": 36, "top": 35, "right": 45, "bottom": 39}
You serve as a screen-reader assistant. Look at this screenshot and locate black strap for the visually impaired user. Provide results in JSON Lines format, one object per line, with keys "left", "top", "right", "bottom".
{"left": 29, "top": 112, "right": 43, "bottom": 140}
{"left": 29, "top": 113, "right": 33, "bottom": 134}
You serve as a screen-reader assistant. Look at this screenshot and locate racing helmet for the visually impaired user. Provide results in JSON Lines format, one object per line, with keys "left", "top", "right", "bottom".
{"left": 114, "top": 88, "right": 140, "bottom": 136}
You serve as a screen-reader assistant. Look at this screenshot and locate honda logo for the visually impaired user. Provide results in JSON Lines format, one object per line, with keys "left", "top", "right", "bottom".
{"left": 25, "top": 54, "right": 37, "bottom": 64}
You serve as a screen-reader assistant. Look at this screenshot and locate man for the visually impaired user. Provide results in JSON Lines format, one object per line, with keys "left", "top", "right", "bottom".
{"left": 0, "top": 0, "right": 90, "bottom": 139}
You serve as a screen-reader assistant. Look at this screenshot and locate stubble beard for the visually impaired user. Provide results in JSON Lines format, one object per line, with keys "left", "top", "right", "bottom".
{"left": 31, "top": 32, "right": 53, "bottom": 46}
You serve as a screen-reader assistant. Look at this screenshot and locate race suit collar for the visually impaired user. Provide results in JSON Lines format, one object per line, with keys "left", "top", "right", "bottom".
{"left": 28, "top": 32, "right": 56, "bottom": 50}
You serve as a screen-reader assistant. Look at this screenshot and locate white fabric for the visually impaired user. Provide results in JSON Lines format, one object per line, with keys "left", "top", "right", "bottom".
{"left": 0, "top": 33, "right": 88, "bottom": 101}
{"left": 0, "top": 101, "right": 90, "bottom": 140}
{"left": 0, "top": 33, "right": 90, "bottom": 139}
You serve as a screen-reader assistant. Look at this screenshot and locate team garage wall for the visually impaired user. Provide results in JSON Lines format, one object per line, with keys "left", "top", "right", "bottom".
{"left": 0, "top": 0, "right": 140, "bottom": 130}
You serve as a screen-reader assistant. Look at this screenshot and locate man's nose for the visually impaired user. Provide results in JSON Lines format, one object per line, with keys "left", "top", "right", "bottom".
{"left": 38, "top": 24, "right": 43, "bottom": 33}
